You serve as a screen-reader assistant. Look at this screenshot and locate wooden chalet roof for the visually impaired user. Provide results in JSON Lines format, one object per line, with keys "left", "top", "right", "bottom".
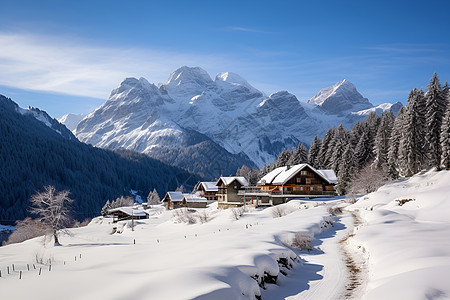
{"left": 258, "top": 163, "right": 337, "bottom": 185}
{"left": 216, "top": 176, "right": 249, "bottom": 187}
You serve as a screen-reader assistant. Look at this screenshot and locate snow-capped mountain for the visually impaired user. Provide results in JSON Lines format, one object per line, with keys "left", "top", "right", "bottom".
{"left": 58, "top": 113, "right": 87, "bottom": 132}
{"left": 308, "top": 79, "right": 373, "bottom": 115}
{"left": 74, "top": 67, "right": 401, "bottom": 174}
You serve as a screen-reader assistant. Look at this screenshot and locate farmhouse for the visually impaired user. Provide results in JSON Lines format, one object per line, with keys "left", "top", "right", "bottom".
{"left": 163, "top": 191, "right": 208, "bottom": 209}
{"left": 163, "top": 192, "right": 186, "bottom": 209}
{"left": 194, "top": 181, "right": 218, "bottom": 201}
{"left": 216, "top": 176, "right": 249, "bottom": 209}
{"left": 240, "top": 163, "right": 337, "bottom": 206}
{"left": 108, "top": 207, "right": 149, "bottom": 222}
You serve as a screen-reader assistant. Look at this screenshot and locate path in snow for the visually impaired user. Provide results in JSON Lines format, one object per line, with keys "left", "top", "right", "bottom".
{"left": 338, "top": 210, "right": 368, "bottom": 299}
{"left": 262, "top": 211, "right": 355, "bottom": 300}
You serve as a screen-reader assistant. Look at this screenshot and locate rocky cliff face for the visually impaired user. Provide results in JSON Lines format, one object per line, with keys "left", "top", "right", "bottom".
{"left": 73, "top": 67, "right": 401, "bottom": 173}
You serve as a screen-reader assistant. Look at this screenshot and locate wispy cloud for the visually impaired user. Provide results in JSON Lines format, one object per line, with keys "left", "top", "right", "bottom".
{"left": 221, "top": 26, "right": 265, "bottom": 33}
{"left": 364, "top": 43, "right": 441, "bottom": 54}
{"left": 0, "top": 32, "right": 241, "bottom": 98}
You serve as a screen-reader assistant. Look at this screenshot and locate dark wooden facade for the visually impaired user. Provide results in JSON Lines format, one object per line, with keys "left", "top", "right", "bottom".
{"left": 197, "top": 184, "right": 218, "bottom": 201}
{"left": 260, "top": 166, "right": 336, "bottom": 195}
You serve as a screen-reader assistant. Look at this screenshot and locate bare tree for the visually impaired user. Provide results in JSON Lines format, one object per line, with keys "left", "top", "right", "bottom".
{"left": 29, "top": 185, "right": 74, "bottom": 246}
{"left": 349, "top": 165, "right": 390, "bottom": 194}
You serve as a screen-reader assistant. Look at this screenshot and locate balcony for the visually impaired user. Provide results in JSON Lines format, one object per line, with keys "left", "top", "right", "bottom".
{"left": 238, "top": 186, "right": 336, "bottom": 197}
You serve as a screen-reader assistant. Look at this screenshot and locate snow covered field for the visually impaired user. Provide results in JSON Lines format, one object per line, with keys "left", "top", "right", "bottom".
{"left": 0, "top": 200, "right": 345, "bottom": 300}
{"left": 1, "top": 170, "right": 450, "bottom": 299}
{"left": 347, "top": 170, "right": 450, "bottom": 300}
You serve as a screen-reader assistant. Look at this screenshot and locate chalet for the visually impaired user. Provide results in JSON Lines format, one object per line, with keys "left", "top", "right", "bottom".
{"left": 216, "top": 176, "right": 249, "bottom": 209}
{"left": 163, "top": 191, "right": 208, "bottom": 209}
{"left": 163, "top": 192, "right": 186, "bottom": 209}
{"left": 240, "top": 163, "right": 337, "bottom": 206}
{"left": 108, "top": 207, "right": 149, "bottom": 222}
{"left": 194, "top": 181, "right": 218, "bottom": 201}
{"left": 183, "top": 194, "right": 208, "bottom": 208}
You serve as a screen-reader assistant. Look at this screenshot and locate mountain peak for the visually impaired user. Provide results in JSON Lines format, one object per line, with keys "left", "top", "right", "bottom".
{"left": 165, "top": 66, "right": 213, "bottom": 87}
{"left": 164, "top": 66, "right": 214, "bottom": 100}
{"left": 307, "top": 79, "right": 372, "bottom": 114}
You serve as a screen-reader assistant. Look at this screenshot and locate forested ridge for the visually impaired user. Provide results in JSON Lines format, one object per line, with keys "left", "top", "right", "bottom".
{"left": 0, "top": 95, "right": 199, "bottom": 221}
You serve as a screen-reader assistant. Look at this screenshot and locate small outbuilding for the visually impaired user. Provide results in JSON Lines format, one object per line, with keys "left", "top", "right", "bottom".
{"left": 108, "top": 207, "right": 149, "bottom": 222}
{"left": 183, "top": 194, "right": 208, "bottom": 208}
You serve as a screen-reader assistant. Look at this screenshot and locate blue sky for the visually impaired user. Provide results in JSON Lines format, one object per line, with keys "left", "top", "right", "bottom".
{"left": 1, "top": 0, "right": 449, "bottom": 118}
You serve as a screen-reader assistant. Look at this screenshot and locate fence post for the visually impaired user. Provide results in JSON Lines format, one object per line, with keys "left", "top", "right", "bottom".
{"left": 39, "top": 268, "right": 42, "bottom": 275}
{"left": 7, "top": 266, "right": 9, "bottom": 274}
{"left": 19, "top": 271, "right": 22, "bottom": 279}
{"left": 27, "top": 264, "right": 30, "bottom": 271}
{"left": 12, "top": 264, "right": 15, "bottom": 271}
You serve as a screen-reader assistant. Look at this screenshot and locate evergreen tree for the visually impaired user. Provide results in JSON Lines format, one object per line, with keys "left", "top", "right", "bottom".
{"left": 374, "top": 111, "right": 395, "bottom": 173}
{"left": 318, "top": 128, "right": 335, "bottom": 168}
{"left": 307, "top": 136, "right": 321, "bottom": 167}
{"left": 425, "top": 72, "right": 446, "bottom": 169}
{"left": 387, "top": 106, "right": 406, "bottom": 178}
{"left": 335, "top": 144, "right": 356, "bottom": 195}
{"left": 330, "top": 138, "right": 346, "bottom": 174}
{"left": 288, "top": 142, "right": 308, "bottom": 165}
{"left": 398, "top": 89, "right": 427, "bottom": 176}
{"left": 276, "top": 150, "right": 294, "bottom": 167}
{"left": 441, "top": 98, "right": 450, "bottom": 169}
{"left": 101, "top": 200, "right": 112, "bottom": 216}
{"left": 147, "top": 188, "right": 161, "bottom": 206}
{"left": 354, "top": 131, "right": 372, "bottom": 168}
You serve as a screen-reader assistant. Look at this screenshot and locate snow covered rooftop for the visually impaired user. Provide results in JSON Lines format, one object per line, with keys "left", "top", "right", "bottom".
{"left": 164, "top": 191, "right": 185, "bottom": 202}
{"left": 258, "top": 164, "right": 337, "bottom": 185}
{"left": 200, "top": 181, "right": 218, "bottom": 192}
{"left": 183, "top": 195, "right": 208, "bottom": 203}
{"left": 317, "top": 169, "right": 338, "bottom": 184}
{"left": 217, "top": 176, "right": 249, "bottom": 187}
{"left": 108, "top": 207, "right": 148, "bottom": 217}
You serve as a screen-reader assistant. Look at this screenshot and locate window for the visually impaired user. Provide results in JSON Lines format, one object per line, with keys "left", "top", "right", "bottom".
{"left": 293, "top": 187, "right": 296, "bottom": 191}
{"left": 296, "top": 178, "right": 301, "bottom": 183}
{"left": 306, "top": 178, "right": 312, "bottom": 184}
{"left": 310, "top": 186, "right": 314, "bottom": 191}
{"left": 234, "top": 185, "right": 237, "bottom": 189}
{"left": 300, "top": 187, "right": 303, "bottom": 191}
{"left": 301, "top": 171, "right": 308, "bottom": 175}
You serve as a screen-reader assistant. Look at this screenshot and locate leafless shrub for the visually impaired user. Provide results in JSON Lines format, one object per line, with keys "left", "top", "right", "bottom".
{"left": 327, "top": 205, "right": 343, "bottom": 216}
{"left": 272, "top": 206, "right": 293, "bottom": 218}
{"left": 396, "top": 198, "right": 415, "bottom": 206}
{"left": 2, "top": 218, "right": 46, "bottom": 246}
{"left": 289, "top": 232, "right": 313, "bottom": 250}
{"left": 34, "top": 250, "right": 54, "bottom": 265}
{"left": 231, "top": 207, "right": 246, "bottom": 220}
{"left": 173, "top": 208, "right": 197, "bottom": 224}
{"left": 197, "top": 210, "right": 211, "bottom": 223}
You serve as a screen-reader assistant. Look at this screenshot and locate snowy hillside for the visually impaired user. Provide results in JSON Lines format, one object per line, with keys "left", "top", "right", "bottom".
{"left": 1, "top": 170, "right": 450, "bottom": 299}
{"left": 75, "top": 67, "right": 402, "bottom": 170}
{"left": 347, "top": 170, "right": 450, "bottom": 299}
